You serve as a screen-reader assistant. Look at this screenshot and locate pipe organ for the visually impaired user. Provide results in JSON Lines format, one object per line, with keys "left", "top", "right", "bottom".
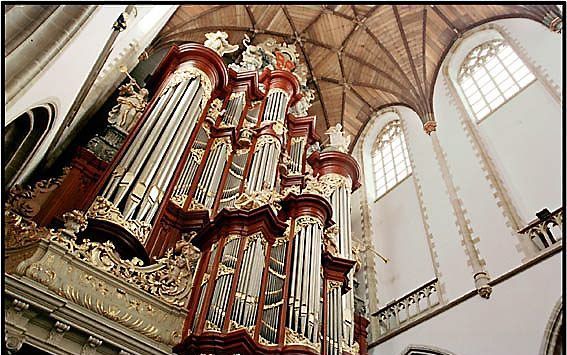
{"left": 71, "top": 42, "right": 366, "bottom": 354}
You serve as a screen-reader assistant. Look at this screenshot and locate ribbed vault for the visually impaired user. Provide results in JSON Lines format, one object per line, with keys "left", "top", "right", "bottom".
{"left": 150, "top": 4, "right": 554, "bottom": 145}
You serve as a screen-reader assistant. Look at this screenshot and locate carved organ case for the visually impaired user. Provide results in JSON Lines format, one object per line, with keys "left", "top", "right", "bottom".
{"left": 81, "top": 41, "right": 364, "bottom": 355}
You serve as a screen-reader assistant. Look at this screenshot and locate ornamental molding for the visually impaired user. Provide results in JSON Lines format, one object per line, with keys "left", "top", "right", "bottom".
{"left": 9, "top": 211, "right": 196, "bottom": 345}
{"left": 162, "top": 66, "right": 212, "bottom": 111}
{"left": 303, "top": 173, "right": 351, "bottom": 198}
{"left": 234, "top": 188, "right": 283, "bottom": 213}
{"left": 294, "top": 215, "right": 324, "bottom": 232}
{"left": 14, "top": 209, "right": 200, "bottom": 308}
{"left": 323, "top": 225, "right": 339, "bottom": 256}
{"left": 86, "top": 196, "right": 151, "bottom": 244}
{"left": 284, "top": 327, "right": 319, "bottom": 351}
{"left": 6, "top": 167, "right": 70, "bottom": 218}
{"left": 255, "top": 134, "right": 281, "bottom": 151}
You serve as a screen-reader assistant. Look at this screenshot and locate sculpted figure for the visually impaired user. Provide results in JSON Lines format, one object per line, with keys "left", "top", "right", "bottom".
{"left": 325, "top": 123, "right": 351, "bottom": 153}
{"left": 204, "top": 31, "right": 239, "bottom": 56}
{"left": 107, "top": 81, "right": 149, "bottom": 132}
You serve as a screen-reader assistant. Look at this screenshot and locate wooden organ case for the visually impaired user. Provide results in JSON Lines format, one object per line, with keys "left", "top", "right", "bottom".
{"left": 40, "top": 42, "right": 367, "bottom": 355}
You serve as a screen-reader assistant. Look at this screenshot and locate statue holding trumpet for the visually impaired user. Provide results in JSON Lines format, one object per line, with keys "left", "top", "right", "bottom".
{"left": 107, "top": 65, "right": 149, "bottom": 133}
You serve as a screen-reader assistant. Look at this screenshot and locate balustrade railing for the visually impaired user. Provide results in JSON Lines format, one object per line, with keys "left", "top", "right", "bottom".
{"left": 518, "top": 207, "right": 563, "bottom": 251}
{"left": 371, "top": 278, "right": 440, "bottom": 337}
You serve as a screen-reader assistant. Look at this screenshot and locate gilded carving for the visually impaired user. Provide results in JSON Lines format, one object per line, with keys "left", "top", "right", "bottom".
{"left": 228, "top": 35, "right": 315, "bottom": 116}
{"left": 294, "top": 215, "right": 324, "bottom": 232}
{"left": 234, "top": 188, "right": 283, "bottom": 213}
{"left": 162, "top": 67, "right": 212, "bottom": 111}
{"left": 86, "top": 196, "right": 151, "bottom": 243}
{"left": 323, "top": 225, "right": 339, "bottom": 256}
{"left": 303, "top": 173, "right": 351, "bottom": 198}
{"left": 284, "top": 327, "right": 319, "bottom": 351}
{"left": 17, "top": 235, "right": 186, "bottom": 345}
{"left": 4, "top": 210, "right": 56, "bottom": 250}
{"left": 255, "top": 134, "right": 281, "bottom": 151}
{"left": 5, "top": 167, "right": 70, "bottom": 218}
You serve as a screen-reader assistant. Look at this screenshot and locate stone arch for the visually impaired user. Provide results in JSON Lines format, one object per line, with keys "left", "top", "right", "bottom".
{"left": 5, "top": 103, "right": 56, "bottom": 187}
{"left": 540, "top": 298, "right": 563, "bottom": 355}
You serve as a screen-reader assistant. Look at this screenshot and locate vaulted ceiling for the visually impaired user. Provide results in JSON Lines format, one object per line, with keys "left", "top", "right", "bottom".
{"left": 150, "top": 5, "right": 554, "bottom": 143}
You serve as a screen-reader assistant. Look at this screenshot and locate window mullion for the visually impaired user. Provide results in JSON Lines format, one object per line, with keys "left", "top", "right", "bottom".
{"left": 496, "top": 52, "right": 521, "bottom": 89}
{"left": 390, "top": 141, "right": 398, "bottom": 185}
{"left": 483, "top": 65, "right": 506, "bottom": 98}
{"left": 469, "top": 74, "right": 491, "bottom": 118}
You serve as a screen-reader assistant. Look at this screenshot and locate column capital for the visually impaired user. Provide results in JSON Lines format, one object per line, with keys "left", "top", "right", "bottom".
{"left": 423, "top": 120, "right": 437, "bottom": 135}
{"left": 307, "top": 151, "right": 362, "bottom": 191}
{"left": 259, "top": 69, "right": 302, "bottom": 106}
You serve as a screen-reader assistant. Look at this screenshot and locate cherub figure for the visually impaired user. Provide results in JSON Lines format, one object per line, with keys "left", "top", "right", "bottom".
{"left": 204, "top": 31, "right": 239, "bottom": 56}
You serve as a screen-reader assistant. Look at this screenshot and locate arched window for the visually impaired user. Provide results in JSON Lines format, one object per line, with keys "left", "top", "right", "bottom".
{"left": 458, "top": 39, "right": 535, "bottom": 121}
{"left": 4, "top": 105, "right": 55, "bottom": 186}
{"left": 371, "top": 120, "right": 411, "bottom": 199}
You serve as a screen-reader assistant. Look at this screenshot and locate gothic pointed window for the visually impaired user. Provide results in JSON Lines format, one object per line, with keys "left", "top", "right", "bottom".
{"left": 458, "top": 39, "right": 535, "bottom": 121}
{"left": 371, "top": 120, "right": 411, "bottom": 199}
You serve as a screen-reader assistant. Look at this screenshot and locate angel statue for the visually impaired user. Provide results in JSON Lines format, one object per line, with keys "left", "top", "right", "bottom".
{"left": 325, "top": 123, "right": 351, "bottom": 153}
{"left": 204, "top": 31, "right": 239, "bottom": 57}
{"left": 107, "top": 68, "right": 149, "bottom": 133}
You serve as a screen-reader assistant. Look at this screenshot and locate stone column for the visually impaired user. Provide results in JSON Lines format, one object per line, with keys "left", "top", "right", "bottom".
{"left": 424, "top": 120, "right": 492, "bottom": 299}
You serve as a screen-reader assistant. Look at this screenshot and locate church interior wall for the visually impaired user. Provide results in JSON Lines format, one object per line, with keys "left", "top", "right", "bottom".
{"left": 4, "top": 5, "right": 127, "bottom": 185}
{"left": 368, "top": 252, "right": 561, "bottom": 355}
{"left": 358, "top": 17, "right": 562, "bottom": 349}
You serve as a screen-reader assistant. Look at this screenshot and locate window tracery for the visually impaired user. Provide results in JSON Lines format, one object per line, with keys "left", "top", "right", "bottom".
{"left": 371, "top": 120, "right": 411, "bottom": 199}
{"left": 458, "top": 39, "right": 535, "bottom": 121}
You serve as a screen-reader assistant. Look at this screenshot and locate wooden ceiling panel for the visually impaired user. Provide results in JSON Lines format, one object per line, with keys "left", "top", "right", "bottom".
{"left": 318, "top": 80, "right": 344, "bottom": 126}
{"left": 283, "top": 5, "right": 322, "bottom": 33}
{"left": 306, "top": 13, "right": 355, "bottom": 49}
{"left": 333, "top": 5, "right": 355, "bottom": 18}
{"left": 250, "top": 6, "right": 293, "bottom": 35}
{"left": 154, "top": 5, "right": 549, "bottom": 149}
{"left": 353, "top": 5, "right": 374, "bottom": 18}
{"left": 309, "top": 46, "right": 342, "bottom": 81}
{"left": 309, "top": 99, "right": 328, "bottom": 135}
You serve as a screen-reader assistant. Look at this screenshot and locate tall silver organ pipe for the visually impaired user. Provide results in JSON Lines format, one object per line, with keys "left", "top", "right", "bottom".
{"left": 262, "top": 89, "right": 290, "bottom": 122}
{"left": 322, "top": 174, "right": 355, "bottom": 349}
{"left": 327, "top": 281, "right": 343, "bottom": 355}
{"left": 260, "top": 238, "right": 287, "bottom": 344}
{"left": 289, "top": 136, "right": 306, "bottom": 175}
{"left": 206, "top": 235, "right": 241, "bottom": 330}
{"left": 218, "top": 149, "right": 249, "bottom": 211}
{"left": 193, "top": 137, "right": 232, "bottom": 209}
{"left": 170, "top": 125, "right": 209, "bottom": 206}
{"left": 287, "top": 216, "right": 323, "bottom": 345}
{"left": 101, "top": 68, "right": 211, "bottom": 226}
{"left": 246, "top": 135, "right": 281, "bottom": 192}
{"left": 193, "top": 242, "right": 219, "bottom": 331}
{"left": 221, "top": 91, "right": 246, "bottom": 126}
{"left": 230, "top": 233, "right": 266, "bottom": 329}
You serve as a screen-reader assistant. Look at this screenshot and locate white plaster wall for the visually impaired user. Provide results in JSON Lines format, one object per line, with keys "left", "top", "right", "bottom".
{"left": 58, "top": 5, "right": 178, "bottom": 154}
{"left": 397, "top": 106, "right": 472, "bottom": 301}
{"left": 431, "top": 17, "right": 562, "bottom": 279}
{"left": 5, "top": 5, "right": 127, "bottom": 184}
{"left": 433, "top": 77, "right": 524, "bottom": 278}
{"left": 499, "top": 18, "right": 562, "bottom": 89}
{"left": 477, "top": 81, "right": 562, "bottom": 221}
{"left": 369, "top": 252, "right": 562, "bottom": 355}
{"left": 355, "top": 109, "right": 438, "bottom": 306}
